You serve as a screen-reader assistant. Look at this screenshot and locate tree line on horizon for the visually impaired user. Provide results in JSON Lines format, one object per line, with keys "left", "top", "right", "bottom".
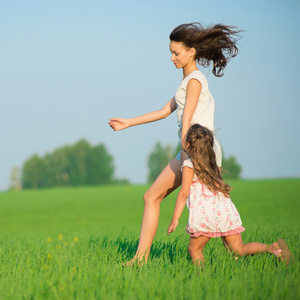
{"left": 20, "top": 139, "right": 128, "bottom": 189}
{"left": 10, "top": 139, "right": 241, "bottom": 190}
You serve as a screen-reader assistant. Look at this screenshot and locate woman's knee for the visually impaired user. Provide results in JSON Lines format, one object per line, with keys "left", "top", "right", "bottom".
{"left": 143, "top": 159, "right": 182, "bottom": 206}
{"left": 143, "top": 189, "right": 163, "bottom": 206}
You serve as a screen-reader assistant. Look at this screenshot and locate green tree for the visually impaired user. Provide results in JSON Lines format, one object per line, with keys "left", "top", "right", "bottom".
{"left": 91, "top": 144, "right": 114, "bottom": 184}
{"left": 67, "top": 139, "right": 91, "bottom": 186}
{"left": 222, "top": 155, "right": 242, "bottom": 179}
{"left": 21, "top": 140, "right": 117, "bottom": 189}
{"left": 44, "top": 145, "right": 71, "bottom": 187}
{"left": 147, "top": 142, "right": 175, "bottom": 183}
{"left": 22, "top": 154, "right": 46, "bottom": 188}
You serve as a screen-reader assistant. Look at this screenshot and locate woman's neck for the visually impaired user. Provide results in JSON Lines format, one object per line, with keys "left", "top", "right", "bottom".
{"left": 182, "top": 62, "right": 198, "bottom": 79}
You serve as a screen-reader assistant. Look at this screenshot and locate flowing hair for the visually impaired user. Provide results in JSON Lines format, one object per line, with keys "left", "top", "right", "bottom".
{"left": 169, "top": 22, "right": 242, "bottom": 77}
{"left": 186, "top": 124, "right": 231, "bottom": 196}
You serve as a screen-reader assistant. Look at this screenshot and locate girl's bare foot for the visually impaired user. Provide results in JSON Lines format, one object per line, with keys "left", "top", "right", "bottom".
{"left": 267, "top": 239, "right": 292, "bottom": 266}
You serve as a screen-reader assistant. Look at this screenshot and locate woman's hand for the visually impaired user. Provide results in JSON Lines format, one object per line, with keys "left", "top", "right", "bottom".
{"left": 167, "top": 219, "right": 179, "bottom": 235}
{"left": 108, "top": 118, "right": 130, "bottom": 131}
{"left": 108, "top": 98, "right": 176, "bottom": 132}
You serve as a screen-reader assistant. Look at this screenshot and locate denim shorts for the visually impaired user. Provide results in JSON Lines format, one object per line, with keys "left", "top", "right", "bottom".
{"left": 175, "top": 137, "right": 222, "bottom": 167}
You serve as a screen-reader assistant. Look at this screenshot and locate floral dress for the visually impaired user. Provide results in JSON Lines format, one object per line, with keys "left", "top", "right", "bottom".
{"left": 183, "top": 159, "right": 245, "bottom": 238}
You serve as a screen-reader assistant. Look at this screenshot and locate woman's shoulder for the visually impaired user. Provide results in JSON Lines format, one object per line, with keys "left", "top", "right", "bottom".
{"left": 185, "top": 70, "right": 208, "bottom": 86}
{"left": 191, "top": 69, "right": 207, "bottom": 80}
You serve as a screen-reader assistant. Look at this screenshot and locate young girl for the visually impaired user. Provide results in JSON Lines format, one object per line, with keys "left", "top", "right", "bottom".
{"left": 109, "top": 23, "right": 241, "bottom": 264}
{"left": 167, "top": 124, "right": 292, "bottom": 266}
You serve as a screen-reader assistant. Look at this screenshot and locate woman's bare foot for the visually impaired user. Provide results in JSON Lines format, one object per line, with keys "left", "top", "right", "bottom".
{"left": 121, "top": 257, "right": 146, "bottom": 268}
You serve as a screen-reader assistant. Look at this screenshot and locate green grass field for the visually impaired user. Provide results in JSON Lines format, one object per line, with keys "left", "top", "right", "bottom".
{"left": 0, "top": 179, "right": 299, "bottom": 300}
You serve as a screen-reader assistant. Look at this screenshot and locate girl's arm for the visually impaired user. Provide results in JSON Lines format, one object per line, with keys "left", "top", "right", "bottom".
{"left": 109, "top": 97, "right": 177, "bottom": 131}
{"left": 167, "top": 165, "right": 194, "bottom": 234}
{"left": 180, "top": 79, "right": 202, "bottom": 158}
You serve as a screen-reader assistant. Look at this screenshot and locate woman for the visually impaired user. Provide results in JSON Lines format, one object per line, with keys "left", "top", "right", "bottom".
{"left": 109, "top": 22, "right": 241, "bottom": 264}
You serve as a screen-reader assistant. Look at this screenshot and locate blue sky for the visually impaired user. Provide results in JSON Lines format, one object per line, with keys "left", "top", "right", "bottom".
{"left": 1, "top": 0, "right": 300, "bottom": 190}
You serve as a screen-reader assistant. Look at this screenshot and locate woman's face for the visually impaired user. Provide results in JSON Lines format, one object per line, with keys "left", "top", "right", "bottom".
{"left": 169, "top": 41, "right": 195, "bottom": 69}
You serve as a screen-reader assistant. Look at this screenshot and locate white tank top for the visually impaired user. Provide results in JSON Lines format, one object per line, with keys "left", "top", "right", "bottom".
{"left": 175, "top": 70, "right": 215, "bottom": 138}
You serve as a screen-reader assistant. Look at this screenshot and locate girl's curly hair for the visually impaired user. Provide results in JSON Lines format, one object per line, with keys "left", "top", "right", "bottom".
{"left": 186, "top": 124, "right": 231, "bottom": 196}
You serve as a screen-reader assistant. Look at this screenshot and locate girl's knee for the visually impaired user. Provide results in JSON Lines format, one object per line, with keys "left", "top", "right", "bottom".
{"left": 224, "top": 234, "right": 244, "bottom": 254}
{"left": 188, "top": 236, "right": 210, "bottom": 259}
{"left": 188, "top": 244, "right": 204, "bottom": 262}
{"left": 188, "top": 244, "right": 199, "bottom": 257}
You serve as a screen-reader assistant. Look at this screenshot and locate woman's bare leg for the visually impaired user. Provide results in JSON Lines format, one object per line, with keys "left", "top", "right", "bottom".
{"left": 133, "top": 159, "right": 182, "bottom": 263}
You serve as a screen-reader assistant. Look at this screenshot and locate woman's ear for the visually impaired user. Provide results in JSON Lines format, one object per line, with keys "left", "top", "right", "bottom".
{"left": 189, "top": 47, "right": 196, "bottom": 58}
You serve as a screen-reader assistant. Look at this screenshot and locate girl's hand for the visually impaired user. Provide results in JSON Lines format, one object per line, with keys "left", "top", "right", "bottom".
{"left": 167, "top": 219, "right": 179, "bottom": 235}
{"left": 108, "top": 118, "right": 130, "bottom": 131}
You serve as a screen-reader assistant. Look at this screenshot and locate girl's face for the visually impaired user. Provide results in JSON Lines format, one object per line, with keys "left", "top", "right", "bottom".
{"left": 169, "top": 41, "right": 195, "bottom": 69}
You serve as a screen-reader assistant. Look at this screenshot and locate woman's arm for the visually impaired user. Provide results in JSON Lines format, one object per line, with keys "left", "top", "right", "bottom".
{"left": 180, "top": 79, "right": 202, "bottom": 154}
{"left": 167, "top": 165, "right": 193, "bottom": 234}
{"left": 109, "top": 97, "right": 177, "bottom": 131}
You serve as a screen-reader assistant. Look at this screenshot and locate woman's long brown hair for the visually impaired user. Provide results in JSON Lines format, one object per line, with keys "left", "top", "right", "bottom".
{"left": 186, "top": 124, "right": 231, "bottom": 196}
{"left": 170, "top": 22, "right": 242, "bottom": 77}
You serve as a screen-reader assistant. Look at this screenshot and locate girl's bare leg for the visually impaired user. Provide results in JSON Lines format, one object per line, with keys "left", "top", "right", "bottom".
{"left": 133, "top": 159, "right": 182, "bottom": 263}
{"left": 224, "top": 233, "right": 279, "bottom": 256}
{"left": 223, "top": 234, "right": 292, "bottom": 265}
{"left": 221, "top": 236, "right": 240, "bottom": 261}
{"left": 188, "top": 236, "right": 210, "bottom": 267}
